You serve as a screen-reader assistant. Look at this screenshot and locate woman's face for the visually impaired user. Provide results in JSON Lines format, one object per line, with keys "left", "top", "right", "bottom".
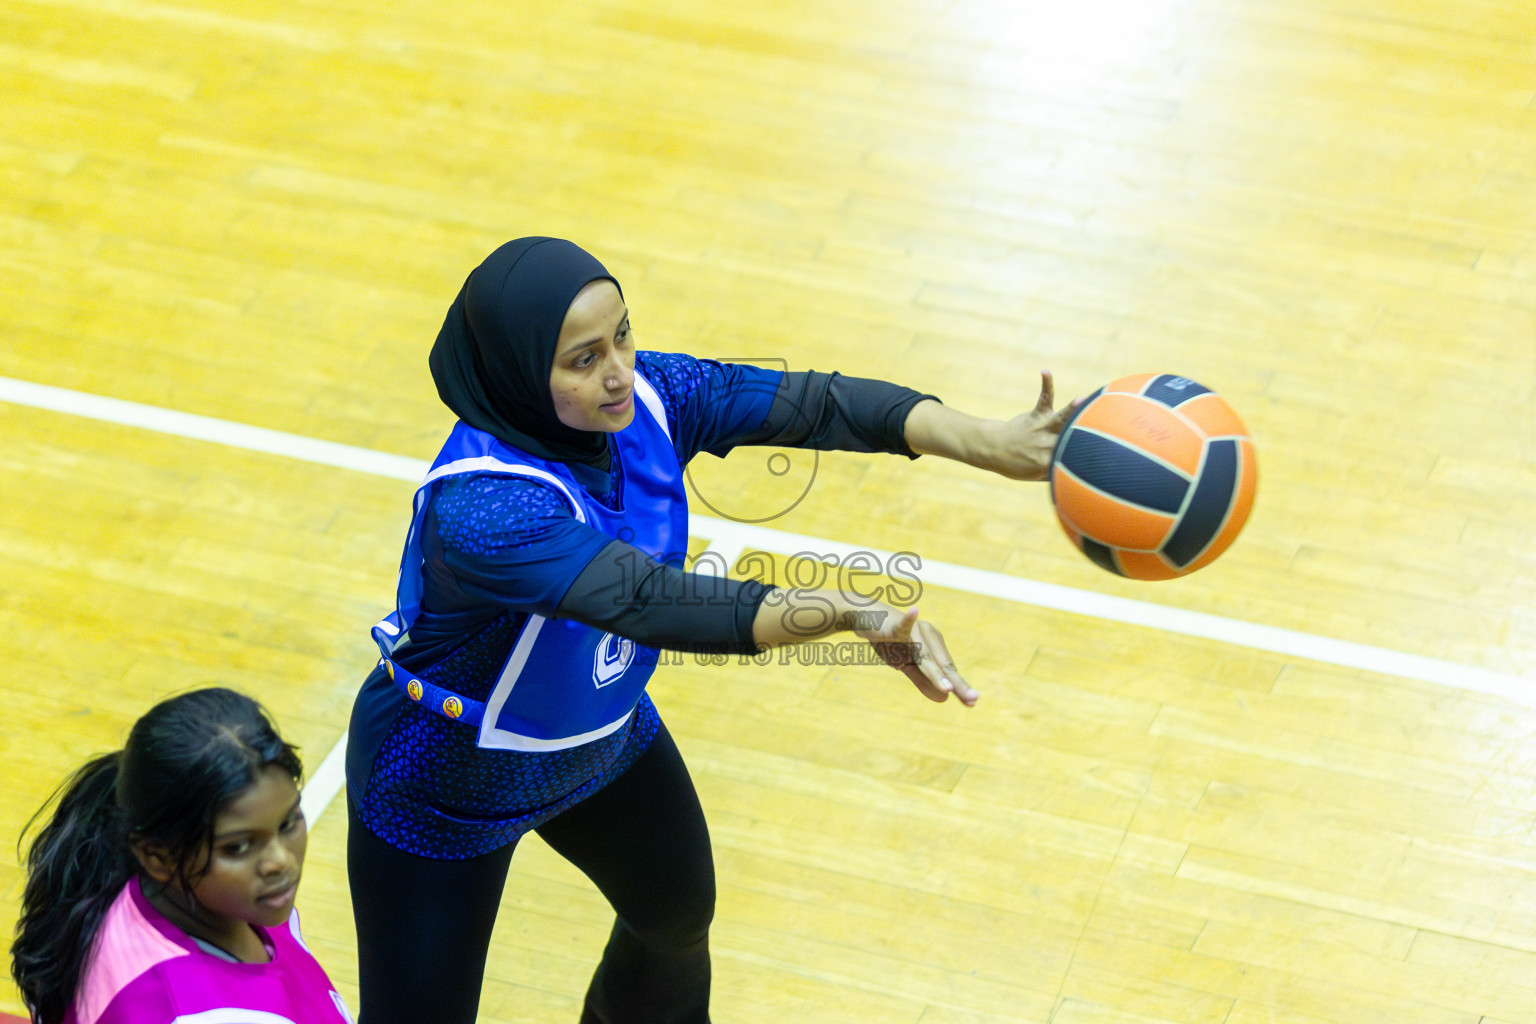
{"left": 138, "top": 763, "right": 308, "bottom": 949}
{"left": 549, "top": 279, "right": 636, "bottom": 433}
{"left": 185, "top": 765, "right": 307, "bottom": 931}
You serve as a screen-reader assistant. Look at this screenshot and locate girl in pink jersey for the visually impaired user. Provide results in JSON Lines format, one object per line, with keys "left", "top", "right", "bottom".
{"left": 11, "top": 688, "right": 353, "bottom": 1024}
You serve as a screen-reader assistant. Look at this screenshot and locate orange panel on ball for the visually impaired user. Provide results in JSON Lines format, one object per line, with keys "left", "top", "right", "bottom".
{"left": 1052, "top": 471, "right": 1177, "bottom": 550}
{"left": 1111, "top": 550, "right": 1187, "bottom": 581}
{"left": 1177, "top": 392, "right": 1250, "bottom": 440}
{"left": 1072, "top": 394, "right": 1204, "bottom": 476}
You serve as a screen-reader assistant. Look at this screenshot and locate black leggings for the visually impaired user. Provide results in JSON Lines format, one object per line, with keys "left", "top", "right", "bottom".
{"left": 347, "top": 723, "right": 714, "bottom": 1024}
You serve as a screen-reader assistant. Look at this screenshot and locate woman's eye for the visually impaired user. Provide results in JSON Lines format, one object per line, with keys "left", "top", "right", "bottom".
{"left": 223, "top": 841, "right": 252, "bottom": 857}
{"left": 281, "top": 814, "right": 304, "bottom": 833}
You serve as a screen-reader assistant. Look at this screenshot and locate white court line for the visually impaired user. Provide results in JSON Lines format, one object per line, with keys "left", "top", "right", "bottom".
{"left": 4, "top": 375, "right": 1532, "bottom": 820}
{"left": 0, "top": 376, "right": 426, "bottom": 481}
{"left": 688, "top": 519, "right": 1535, "bottom": 703}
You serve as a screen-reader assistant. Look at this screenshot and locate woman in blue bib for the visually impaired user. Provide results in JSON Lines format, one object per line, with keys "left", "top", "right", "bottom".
{"left": 346, "top": 237, "right": 1074, "bottom": 1024}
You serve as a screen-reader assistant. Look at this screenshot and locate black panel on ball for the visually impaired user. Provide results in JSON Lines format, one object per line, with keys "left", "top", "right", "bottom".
{"left": 1144, "top": 375, "right": 1211, "bottom": 408}
{"left": 1059, "top": 430, "right": 1189, "bottom": 514}
{"left": 1080, "top": 537, "right": 1124, "bottom": 576}
{"left": 1164, "top": 439, "right": 1239, "bottom": 566}
{"left": 1048, "top": 386, "right": 1103, "bottom": 509}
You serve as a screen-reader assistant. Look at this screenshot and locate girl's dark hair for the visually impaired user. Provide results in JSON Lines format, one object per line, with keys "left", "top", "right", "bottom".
{"left": 11, "top": 687, "right": 302, "bottom": 1024}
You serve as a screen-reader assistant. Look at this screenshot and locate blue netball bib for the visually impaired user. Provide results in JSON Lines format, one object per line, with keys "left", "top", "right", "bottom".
{"left": 372, "top": 373, "right": 689, "bottom": 751}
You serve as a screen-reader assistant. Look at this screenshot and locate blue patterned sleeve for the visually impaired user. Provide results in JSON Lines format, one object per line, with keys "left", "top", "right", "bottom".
{"left": 636, "top": 349, "right": 935, "bottom": 462}
{"left": 421, "top": 473, "right": 613, "bottom": 614}
{"left": 419, "top": 471, "right": 766, "bottom": 652}
{"left": 635, "top": 350, "right": 784, "bottom": 464}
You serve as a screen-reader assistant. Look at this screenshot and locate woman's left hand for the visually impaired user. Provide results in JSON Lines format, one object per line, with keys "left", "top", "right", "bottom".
{"left": 903, "top": 370, "right": 1082, "bottom": 481}
{"left": 988, "top": 370, "right": 1082, "bottom": 481}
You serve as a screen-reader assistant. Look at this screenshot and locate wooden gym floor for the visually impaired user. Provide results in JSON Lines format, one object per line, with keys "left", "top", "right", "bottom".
{"left": 4, "top": 0, "right": 1536, "bottom": 1020}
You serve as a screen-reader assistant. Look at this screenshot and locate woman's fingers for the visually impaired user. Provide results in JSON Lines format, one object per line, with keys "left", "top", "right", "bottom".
{"left": 1050, "top": 391, "right": 1087, "bottom": 430}
{"left": 914, "top": 618, "right": 978, "bottom": 706}
{"left": 889, "top": 605, "right": 919, "bottom": 641}
{"left": 907, "top": 665, "right": 951, "bottom": 702}
{"left": 1033, "top": 370, "right": 1055, "bottom": 415}
{"left": 886, "top": 611, "right": 944, "bottom": 690}
{"left": 907, "top": 641, "right": 953, "bottom": 700}
{"left": 858, "top": 606, "right": 976, "bottom": 707}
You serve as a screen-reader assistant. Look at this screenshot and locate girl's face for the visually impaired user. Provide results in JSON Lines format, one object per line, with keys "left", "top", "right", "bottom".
{"left": 549, "top": 279, "right": 636, "bottom": 433}
{"left": 139, "top": 764, "right": 308, "bottom": 951}
{"left": 189, "top": 764, "right": 307, "bottom": 930}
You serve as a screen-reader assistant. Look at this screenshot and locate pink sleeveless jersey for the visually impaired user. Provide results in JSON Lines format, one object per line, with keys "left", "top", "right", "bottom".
{"left": 65, "top": 878, "right": 353, "bottom": 1024}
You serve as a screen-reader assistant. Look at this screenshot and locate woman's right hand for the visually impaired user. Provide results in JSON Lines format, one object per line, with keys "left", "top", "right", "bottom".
{"left": 854, "top": 604, "right": 979, "bottom": 707}
{"left": 752, "top": 590, "right": 979, "bottom": 707}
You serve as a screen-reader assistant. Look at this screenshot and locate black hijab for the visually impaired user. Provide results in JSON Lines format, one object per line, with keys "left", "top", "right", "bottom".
{"left": 429, "top": 237, "right": 621, "bottom": 465}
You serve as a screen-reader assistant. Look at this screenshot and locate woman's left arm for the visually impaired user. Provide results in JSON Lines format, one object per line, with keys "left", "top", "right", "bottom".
{"left": 903, "top": 371, "right": 1080, "bottom": 481}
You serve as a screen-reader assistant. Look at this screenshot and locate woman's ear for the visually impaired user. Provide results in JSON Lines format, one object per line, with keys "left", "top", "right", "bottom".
{"left": 130, "top": 839, "right": 177, "bottom": 884}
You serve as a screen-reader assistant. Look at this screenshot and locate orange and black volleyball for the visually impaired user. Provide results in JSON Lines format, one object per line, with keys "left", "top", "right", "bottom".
{"left": 1050, "top": 373, "right": 1257, "bottom": 580}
